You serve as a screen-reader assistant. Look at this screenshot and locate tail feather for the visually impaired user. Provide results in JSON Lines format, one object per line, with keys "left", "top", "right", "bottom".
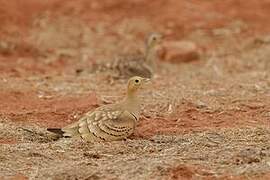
{"left": 47, "top": 128, "right": 64, "bottom": 137}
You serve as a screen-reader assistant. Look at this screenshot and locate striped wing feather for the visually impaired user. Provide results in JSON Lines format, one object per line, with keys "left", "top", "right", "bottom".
{"left": 62, "top": 109, "right": 136, "bottom": 142}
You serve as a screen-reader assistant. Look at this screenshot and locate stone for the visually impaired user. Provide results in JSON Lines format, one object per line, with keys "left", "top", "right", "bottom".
{"left": 159, "top": 40, "right": 200, "bottom": 63}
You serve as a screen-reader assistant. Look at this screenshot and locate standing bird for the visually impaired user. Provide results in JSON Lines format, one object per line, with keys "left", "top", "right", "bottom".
{"left": 93, "top": 33, "right": 162, "bottom": 79}
{"left": 47, "top": 76, "right": 150, "bottom": 142}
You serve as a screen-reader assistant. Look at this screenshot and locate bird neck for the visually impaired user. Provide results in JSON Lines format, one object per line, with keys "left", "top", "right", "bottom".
{"left": 145, "top": 44, "right": 157, "bottom": 70}
{"left": 126, "top": 89, "right": 138, "bottom": 102}
{"left": 124, "top": 89, "right": 140, "bottom": 114}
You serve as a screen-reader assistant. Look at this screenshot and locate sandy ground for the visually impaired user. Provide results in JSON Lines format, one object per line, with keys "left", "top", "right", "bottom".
{"left": 0, "top": 0, "right": 270, "bottom": 179}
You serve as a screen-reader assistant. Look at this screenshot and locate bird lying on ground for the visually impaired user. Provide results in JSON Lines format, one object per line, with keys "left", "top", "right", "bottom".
{"left": 47, "top": 76, "right": 150, "bottom": 142}
{"left": 92, "top": 33, "right": 162, "bottom": 79}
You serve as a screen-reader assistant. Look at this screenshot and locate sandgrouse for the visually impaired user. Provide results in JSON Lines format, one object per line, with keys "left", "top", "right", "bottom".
{"left": 47, "top": 76, "right": 150, "bottom": 142}
{"left": 93, "top": 33, "right": 162, "bottom": 79}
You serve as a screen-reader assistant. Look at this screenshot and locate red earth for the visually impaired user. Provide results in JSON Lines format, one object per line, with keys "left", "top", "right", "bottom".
{"left": 0, "top": 0, "right": 270, "bottom": 179}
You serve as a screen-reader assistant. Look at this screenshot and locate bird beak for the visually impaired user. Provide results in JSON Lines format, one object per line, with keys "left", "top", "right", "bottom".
{"left": 143, "top": 78, "right": 151, "bottom": 83}
{"left": 142, "top": 78, "right": 152, "bottom": 88}
{"left": 138, "top": 78, "right": 152, "bottom": 91}
{"left": 158, "top": 34, "right": 163, "bottom": 41}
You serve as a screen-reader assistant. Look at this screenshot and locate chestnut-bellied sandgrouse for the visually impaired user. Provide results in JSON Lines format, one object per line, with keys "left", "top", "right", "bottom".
{"left": 47, "top": 76, "right": 150, "bottom": 142}
{"left": 93, "top": 33, "right": 162, "bottom": 79}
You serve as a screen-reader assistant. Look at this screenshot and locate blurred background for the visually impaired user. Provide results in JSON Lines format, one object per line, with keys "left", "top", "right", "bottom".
{"left": 1, "top": 1, "right": 270, "bottom": 179}
{"left": 1, "top": 0, "right": 270, "bottom": 76}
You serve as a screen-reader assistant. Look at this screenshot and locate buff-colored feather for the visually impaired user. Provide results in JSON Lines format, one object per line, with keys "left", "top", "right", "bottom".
{"left": 93, "top": 33, "right": 162, "bottom": 79}
{"left": 47, "top": 76, "right": 150, "bottom": 142}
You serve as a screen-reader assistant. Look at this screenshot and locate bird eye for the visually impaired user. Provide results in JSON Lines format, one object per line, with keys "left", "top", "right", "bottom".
{"left": 135, "top": 79, "right": 139, "bottom": 83}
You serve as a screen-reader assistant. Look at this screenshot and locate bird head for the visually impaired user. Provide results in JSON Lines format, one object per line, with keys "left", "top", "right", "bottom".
{"left": 146, "top": 33, "right": 163, "bottom": 49}
{"left": 127, "top": 76, "right": 151, "bottom": 94}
